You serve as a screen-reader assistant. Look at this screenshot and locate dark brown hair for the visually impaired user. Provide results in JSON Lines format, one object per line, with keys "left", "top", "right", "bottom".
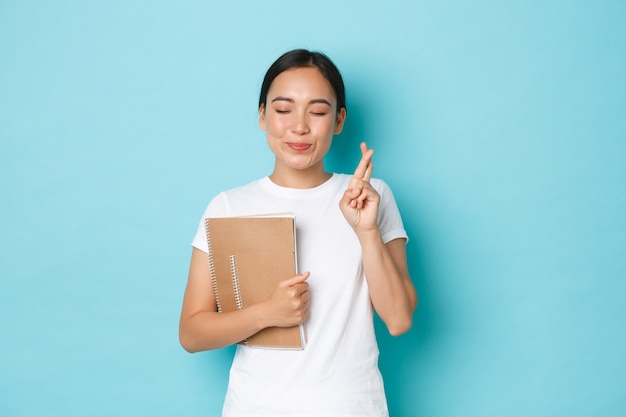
{"left": 259, "top": 49, "right": 346, "bottom": 113}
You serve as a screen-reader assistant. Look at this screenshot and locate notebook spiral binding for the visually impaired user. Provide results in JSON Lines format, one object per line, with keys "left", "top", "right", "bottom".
{"left": 229, "top": 254, "right": 244, "bottom": 310}
{"left": 204, "top": 219, "right": 222, "bottom": 313}
{"left": 229, "top": 254, "right": 248, "bottom": 345}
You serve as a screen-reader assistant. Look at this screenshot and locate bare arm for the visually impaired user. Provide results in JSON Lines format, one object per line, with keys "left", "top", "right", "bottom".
{"left": 357, "top": 233, "right": 417, "bottom": 335}
{"left": 339, "top": 143, "right": 417, "bottom": 335}
{"left": 179, "top": 247, "right": 310, "bottom": 352}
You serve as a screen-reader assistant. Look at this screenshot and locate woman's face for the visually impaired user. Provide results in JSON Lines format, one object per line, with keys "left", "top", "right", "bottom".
{"left": 260, "top": 66, "right": 346, "bottom": 178}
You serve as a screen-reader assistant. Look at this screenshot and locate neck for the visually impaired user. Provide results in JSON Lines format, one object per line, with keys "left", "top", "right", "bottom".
{"left": 269, "top": 166, "right": 332, "bottom": 189}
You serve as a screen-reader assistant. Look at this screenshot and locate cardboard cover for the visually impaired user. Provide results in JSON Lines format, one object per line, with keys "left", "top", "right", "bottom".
{"left": 204, "top": 215, "right": 305, "bottom": 349}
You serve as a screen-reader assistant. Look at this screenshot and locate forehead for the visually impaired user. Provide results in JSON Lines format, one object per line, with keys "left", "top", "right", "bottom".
{"left": 267, "top": 67, "right": 336, "bottom": 102}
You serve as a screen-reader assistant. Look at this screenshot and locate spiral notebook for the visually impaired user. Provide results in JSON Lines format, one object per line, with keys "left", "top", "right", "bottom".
{"left": 204, "top": 214, "right": 306, "bottom": 349}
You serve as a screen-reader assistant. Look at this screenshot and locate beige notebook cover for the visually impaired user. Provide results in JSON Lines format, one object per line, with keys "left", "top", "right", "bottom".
{"left": 204, "top": 215, "right": 306, "bottom": 349}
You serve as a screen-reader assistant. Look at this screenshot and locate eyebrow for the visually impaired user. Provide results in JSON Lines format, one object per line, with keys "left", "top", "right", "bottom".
{"left": 271, "top": 96, "right": 332, "bottom": 106}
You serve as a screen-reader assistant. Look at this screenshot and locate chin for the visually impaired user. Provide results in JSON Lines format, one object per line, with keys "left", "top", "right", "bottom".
{"left": 283, "top": 156, "right": 317, "bottom": 170}
{"left": 287, "top": 163, "right": 315, "bottom": 171}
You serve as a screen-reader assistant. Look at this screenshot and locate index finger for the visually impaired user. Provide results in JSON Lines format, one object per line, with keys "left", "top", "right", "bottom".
{"left": 352, "top": 142, "right": 374, "bottom": 182}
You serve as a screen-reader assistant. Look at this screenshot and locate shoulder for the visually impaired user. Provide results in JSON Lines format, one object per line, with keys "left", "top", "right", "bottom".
{"left": 220, "top": 177, "right": 266, "bottom": 198}
{"left": 204, "top": 177, "right": 267, "bottom": 216}
{"left": 370, "top": 177, "right": 391, "bottom": 193}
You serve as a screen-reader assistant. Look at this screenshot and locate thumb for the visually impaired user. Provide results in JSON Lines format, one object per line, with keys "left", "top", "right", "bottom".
{"left": 280, "top": 272, "right": 310, "bottom": 287}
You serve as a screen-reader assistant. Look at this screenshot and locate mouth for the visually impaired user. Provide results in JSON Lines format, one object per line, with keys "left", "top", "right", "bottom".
{"left": 287, "top": 142, "right": 312, "bottom": 152}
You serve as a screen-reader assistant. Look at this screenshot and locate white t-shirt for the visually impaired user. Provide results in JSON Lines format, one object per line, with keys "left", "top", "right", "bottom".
{"left": 191, "top": 174, "right": 408, "bottom": 417}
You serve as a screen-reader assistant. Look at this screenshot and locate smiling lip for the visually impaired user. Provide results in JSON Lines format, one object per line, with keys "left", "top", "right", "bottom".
{"left": 287, "top": 143, "right": 312, "bottom": 151}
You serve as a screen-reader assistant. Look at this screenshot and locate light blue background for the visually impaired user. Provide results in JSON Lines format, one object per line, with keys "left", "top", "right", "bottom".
{"left": 1, "top": 1, "right": 625, "bottom": 416}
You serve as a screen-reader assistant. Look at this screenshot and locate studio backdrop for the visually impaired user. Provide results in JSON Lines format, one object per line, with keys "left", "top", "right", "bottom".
{"left": 1, "top": 1, "right": 625, "bottom": 416}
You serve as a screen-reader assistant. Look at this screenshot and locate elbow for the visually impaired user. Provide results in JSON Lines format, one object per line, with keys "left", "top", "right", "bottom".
{"left": 179, "top": 326, "right": 203, "bottom": 353}
{"left": 385, "top": 294, "right": 417, "bottom": 337}
{"left": 179, "top": 333, "right": 197, "bottom": 353}
{"left": 179, "top": 325, "right": 222, "bottom": 353}
{"left": 180, "top": 342, "right": 198, "bottom": 354}
{"left": 387, "top": 315, "right": 413, "bottom": 336}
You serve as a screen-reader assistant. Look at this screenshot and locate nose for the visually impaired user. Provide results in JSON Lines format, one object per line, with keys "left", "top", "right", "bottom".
{"left": 291, "top": 112, "right": 310, "bottom": 135}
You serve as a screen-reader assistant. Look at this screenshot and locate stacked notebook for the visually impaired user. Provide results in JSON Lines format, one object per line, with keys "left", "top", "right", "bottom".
{"left": 204, "top": 214, "right": 306, "bottom": 349}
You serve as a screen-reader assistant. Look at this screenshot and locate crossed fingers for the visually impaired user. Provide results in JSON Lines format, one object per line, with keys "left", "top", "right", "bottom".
{"left": 347, "top": 142, "right": 376, "bottom": 209}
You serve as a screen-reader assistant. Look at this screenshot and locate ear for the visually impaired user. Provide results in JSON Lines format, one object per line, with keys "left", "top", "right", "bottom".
{"left": 333, "top": 107, "right": 347, "bottom": 135}
{"left": 259, "top": 104, "right": 267, "bottom": 131}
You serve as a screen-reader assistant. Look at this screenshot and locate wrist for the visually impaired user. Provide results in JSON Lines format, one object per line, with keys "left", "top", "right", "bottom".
{"left": 247, "top": 303, "right": 270, "bottom": 331}
{"left": 355, "top": 226, "right": 382, "bottom": 243}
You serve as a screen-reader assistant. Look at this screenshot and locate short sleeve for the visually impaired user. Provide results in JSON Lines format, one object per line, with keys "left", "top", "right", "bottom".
{"left": 372, "top": 179, "right": 408, "bottom": 244}
{"left": 190, "top": 192, "right": 231, "bottom": 253}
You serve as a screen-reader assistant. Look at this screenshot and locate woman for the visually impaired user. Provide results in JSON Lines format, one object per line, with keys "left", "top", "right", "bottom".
{"left": 180, "top": 49, "right": 417, "bottom": 417}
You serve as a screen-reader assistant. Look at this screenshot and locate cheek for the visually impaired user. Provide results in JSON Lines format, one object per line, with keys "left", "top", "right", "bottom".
{"left": 317, "top": 118, "right": 336, "bottom": 134}
{"left": 266, "top": 115, "right": 289, "bottom": 134}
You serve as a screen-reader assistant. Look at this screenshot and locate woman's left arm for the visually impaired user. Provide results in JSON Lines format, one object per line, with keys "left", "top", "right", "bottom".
{"left": 340, "top": 143, "right": 418, "bottom": 336}
{"left": 358, "top": 232, "right": 417, "bottom": 335}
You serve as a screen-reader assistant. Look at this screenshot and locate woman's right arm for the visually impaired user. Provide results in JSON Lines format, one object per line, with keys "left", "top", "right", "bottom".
{"left": 179, "top": 248, "right": 310, "bottom": 353}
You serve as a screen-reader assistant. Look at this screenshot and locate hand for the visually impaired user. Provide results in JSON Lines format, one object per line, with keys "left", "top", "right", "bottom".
{"left": 261, "top": 272, "right": 310, "bottom": 328}
{"left": 339, "top": 142, "right": 381, "bottom": 232}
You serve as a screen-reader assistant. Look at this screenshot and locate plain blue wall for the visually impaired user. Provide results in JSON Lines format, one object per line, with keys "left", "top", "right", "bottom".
{"left": 1, "top": 1, "right": 625, "bottom": 416}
